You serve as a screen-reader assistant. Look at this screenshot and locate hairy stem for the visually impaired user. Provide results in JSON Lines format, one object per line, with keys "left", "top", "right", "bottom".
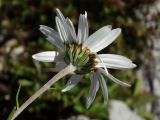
{"left": 11, "top": 64, "right": 76, "bottom": 120}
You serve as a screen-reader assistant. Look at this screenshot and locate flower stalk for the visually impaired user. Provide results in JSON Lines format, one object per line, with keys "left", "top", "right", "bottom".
{"left": 11, "top": 64, "right": 76, "bottom": 120}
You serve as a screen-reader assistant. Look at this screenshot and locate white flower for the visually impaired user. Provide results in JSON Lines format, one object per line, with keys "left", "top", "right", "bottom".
{"left": 32, "top": 8, "right": 136, "bottom": 108}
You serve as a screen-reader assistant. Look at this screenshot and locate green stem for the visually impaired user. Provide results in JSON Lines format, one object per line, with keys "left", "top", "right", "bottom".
{"left": 11, "top": 64, "right": 76, "bottom": 120}
{"left": 16, "top": 84, "right": 21, "bottom": 109}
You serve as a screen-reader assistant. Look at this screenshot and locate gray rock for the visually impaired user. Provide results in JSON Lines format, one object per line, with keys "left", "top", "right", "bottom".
{"left": 109, "top": 100, "right": 145, "bottom": 120}
{"left": 63, "top": 115, "right": 94, "bottom": 120}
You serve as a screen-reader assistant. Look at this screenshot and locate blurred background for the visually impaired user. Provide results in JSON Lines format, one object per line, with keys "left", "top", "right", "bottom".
{"left": 0, "top": 0, "right": 160, "bottom": 120}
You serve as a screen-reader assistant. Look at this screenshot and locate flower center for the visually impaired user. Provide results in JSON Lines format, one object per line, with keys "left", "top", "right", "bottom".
{"left": 64, "top": 43, "right": 98, "bottom": 74}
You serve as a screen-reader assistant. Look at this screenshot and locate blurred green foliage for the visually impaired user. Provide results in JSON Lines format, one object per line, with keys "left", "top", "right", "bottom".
{"left": 0, "top": 0, "right": 158, "bottom": 120}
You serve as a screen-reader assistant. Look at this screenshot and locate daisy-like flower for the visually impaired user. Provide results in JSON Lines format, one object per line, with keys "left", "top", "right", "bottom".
{"left": 33, "top": 8, "right": 136, "bottom": 108}
{"left": 11, "top": 8, "right": 136, "bottom": 120}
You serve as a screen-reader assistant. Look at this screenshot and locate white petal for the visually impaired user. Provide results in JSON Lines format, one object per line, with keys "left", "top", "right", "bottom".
{"left": 62, "top": 75, "right": 83, "bottom": 92}
{"left": 56, "top": 17, "right": 69, "bottom": 42}
{"left": 83, "top": 25, "right": 112, "bottom": 49}
{"left": 56, "top": 8, "right": 66, "bottom": 25}
{"left": 82, "top": 13, "right": 89, "bottom": 42}
{"left": 97, "top": 72, "right": 108, "bottom": 104}
{"left": 89, "top": 28, "right": 121, "bottom": 52}
{"left": 98, "top": 54, "right": 132, "bottom": 63}
{"left": 39, "top": 25, "right": 64, "bottom": 50}
{"left": 66, "top": 18, "right": 77, "bottom": 42}
{"left": 40, "top": 25, "right": 58, "bottom": 34}
{"left": 32, "top": 51, "right": 58, "bottom": 62}
{"left": 56, "top": 9, "right": 74, "bottom": 43}
{"left": 83, "top": 12, "right": 89, "bottom": 42}
{"left": 107, "top": 73, "right": 131, "bottom": 87}
{"left": 98, "top": 68, "right": 131, "bottom": 87}
{"left": 77, "top": 14, "right": 89, "bottom": 44}
{"left": 98, "top": 54, "right": 136, "bottom": 69}
{"left": 77, "top": 14, "right": 83, "bottom": 44}
{"left": 86, "top": 72, "right": 99, "bottom": 108}
{"left": 97, "top": 54, "right": 136, "bottom": 69}
{"left": 84, "top": 11, "right": 87, "bottom": 18}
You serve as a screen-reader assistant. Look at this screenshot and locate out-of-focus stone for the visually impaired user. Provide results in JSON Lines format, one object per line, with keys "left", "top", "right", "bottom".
{"left": 4, "top": 39, "right": 17, "bottom": 53}
{"left": 109, "top": 100, "right": 145, "bottom": 120}
{"left": 66, "top": 115, "right": 92, "bottom": 120}
{"left": 10, "top": 46, "right": 25, "bottom": 64}
{"left": 11, "top": 46, "right": 24, "bottom": 56}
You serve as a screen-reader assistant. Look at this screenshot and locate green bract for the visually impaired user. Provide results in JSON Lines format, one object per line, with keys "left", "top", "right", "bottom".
{"left": 64, "top": 43, "right": 98, "bottom": 74}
